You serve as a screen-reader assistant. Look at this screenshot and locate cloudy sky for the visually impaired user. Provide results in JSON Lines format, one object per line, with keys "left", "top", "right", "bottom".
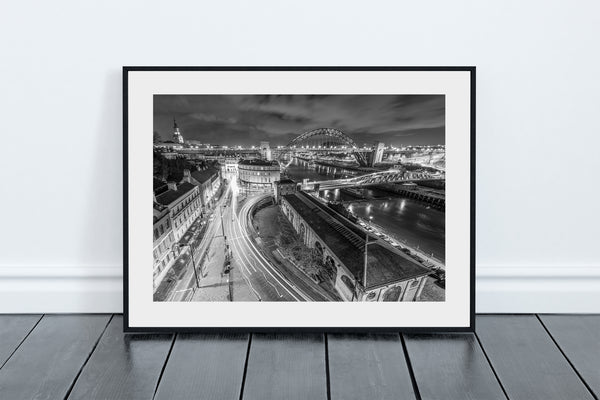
{"left": 154, "top": 95, "right": 444, "bottom": 147}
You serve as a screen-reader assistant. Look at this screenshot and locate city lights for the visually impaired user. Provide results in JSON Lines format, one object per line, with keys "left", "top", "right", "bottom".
{"left": 153, "top": 96, "right": 445, "bottom": 304}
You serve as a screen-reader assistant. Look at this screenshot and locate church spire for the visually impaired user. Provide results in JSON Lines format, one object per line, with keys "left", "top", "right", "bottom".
{"left": 172, "top": 117, "right": 184, "bottom": 144}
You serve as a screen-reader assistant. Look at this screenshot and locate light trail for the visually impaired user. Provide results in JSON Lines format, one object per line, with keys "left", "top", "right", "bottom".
{"left": 226, "top": 222, "right": 263, "bottom": 300}
{"left": 234, "top": 195, "right": 310, "bottom": 301}
{"left": 227, "top": 191, "right": 285, "bottom": 300}
{"left": 223, "top": 191, "right": 264, "bottom": 300}
{"left": 230, "top": 199, "right": 296, "bottom": 300}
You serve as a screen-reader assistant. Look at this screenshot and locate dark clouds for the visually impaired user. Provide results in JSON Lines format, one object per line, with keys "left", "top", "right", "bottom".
{"left": 153, "top": 95, "right": 444, "bottom": 146}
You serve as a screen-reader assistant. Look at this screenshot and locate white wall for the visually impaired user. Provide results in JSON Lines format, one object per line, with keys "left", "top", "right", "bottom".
{"left": 1, "top": 0, "right": 599, "bottom": 313}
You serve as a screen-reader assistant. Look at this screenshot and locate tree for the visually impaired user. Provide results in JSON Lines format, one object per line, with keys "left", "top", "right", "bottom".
{"left": 153, "top": 151, "right": 196, "bottom": 181}
{"left": 288, "top": 242, "right": 323, "bottom": 282}
{"left": 320, "top": 257, "right": 337, "bottom": 284}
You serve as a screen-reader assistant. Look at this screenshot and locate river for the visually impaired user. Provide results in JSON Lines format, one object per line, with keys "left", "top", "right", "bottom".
{"left": 283, "top": 158, "right": 445, "bottom": 262}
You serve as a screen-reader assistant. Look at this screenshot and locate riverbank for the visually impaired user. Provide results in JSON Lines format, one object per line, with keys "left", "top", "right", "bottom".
{"left": 353, "top": 213, "right": 445, "bottom": 271}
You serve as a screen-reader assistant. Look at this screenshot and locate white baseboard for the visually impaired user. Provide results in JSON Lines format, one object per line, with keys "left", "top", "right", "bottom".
{"left": 0, "top": 267, "right": 123, "bottom": 313}
{"left": 476, "top": 266, "right": 600, "bottom": 313}
{"left": 0, "top": 266, "right": 599, "bottom": 313}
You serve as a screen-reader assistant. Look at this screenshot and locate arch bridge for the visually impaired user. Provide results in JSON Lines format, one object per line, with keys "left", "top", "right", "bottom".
{"left": 300, "top": 169, "right": 444, "bottom": 191}
{"left": 278, "top": 128, "right": 369, "bottom": 166}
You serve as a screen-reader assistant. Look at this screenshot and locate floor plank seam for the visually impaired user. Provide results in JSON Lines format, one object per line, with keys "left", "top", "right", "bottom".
{"left": 237, "top": 333, "right": 253, "bottom": 400}
{"left": 399, "top": 333, "right": 422, "bottom": 400}
{"left": 0, "top": 314, "right": 44, "bottom": 371}
{"left": 535, "top": 314, "right": 598, "bottom": 400}
{"left": 324, "top": 334, "right": 332, "bottom": 400}
{"left": 473, "top": 330, "right": 510, "bottom": 400}
{"left": 152, "top": 332, "right": 177, "bottom": 400}
{"left": 63, "top": 314, "right": 114, "bottom": 400}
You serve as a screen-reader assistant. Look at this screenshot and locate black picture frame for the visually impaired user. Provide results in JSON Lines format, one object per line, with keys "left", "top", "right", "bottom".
{"left": 123, "top": 66, "right": 475, "bottom": 333}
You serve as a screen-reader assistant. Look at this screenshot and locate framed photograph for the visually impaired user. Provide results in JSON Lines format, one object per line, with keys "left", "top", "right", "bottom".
{"left": 123, "top": 67, "right": 475, "bottom": 332}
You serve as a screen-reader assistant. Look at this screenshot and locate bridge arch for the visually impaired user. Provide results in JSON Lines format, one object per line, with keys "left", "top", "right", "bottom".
{"left": 287, "top": 128, "right": 358, "bottom": 148}
{"left": 282, "top": 128, "right": 367, "bottom": 166}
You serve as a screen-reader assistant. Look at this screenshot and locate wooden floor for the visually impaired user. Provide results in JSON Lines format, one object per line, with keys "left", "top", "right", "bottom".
{"left": 0, "top": 315, "right": 598, "bottom": 400}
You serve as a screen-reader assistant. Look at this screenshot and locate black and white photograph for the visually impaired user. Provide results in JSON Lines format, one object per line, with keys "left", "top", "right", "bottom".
{"left": 152, "top": 95, "right": 447, "bottom": 303}
{"left": 125, "top": 68, "right": 473, "bottom": 329}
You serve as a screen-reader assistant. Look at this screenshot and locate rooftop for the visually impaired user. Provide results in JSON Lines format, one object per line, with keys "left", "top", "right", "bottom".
{"left": 155, "top": 182, "right": 196, "bottom": 206}
{"left": 153, "top": 204, "right": 169, "bottom": 223}
{"left": 238, "top": 158, "right": 279, "bottom": 166}
{"left": 282, "top": 192, "right": 429, "bottom": 289}
{"left": 191, "top": 167, "right": 219, "bottom": 184}
{"left": 153, "top": 178, "right": 168, "bottom": 195}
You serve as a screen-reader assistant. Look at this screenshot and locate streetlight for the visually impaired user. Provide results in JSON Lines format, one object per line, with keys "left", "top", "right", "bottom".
{"left": 363, "top": 217, "right": 374, "bottom": 290}
{"left": 172, "top": 242, "right": 201, "bottom": 288}
{"left": 352, "top": 216, "right": 375, "bottom": 301}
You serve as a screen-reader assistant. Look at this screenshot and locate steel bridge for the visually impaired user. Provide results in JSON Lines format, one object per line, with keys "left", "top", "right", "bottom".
{"left": 279, "top": 128, "right": 370, "bottom": 166}
{"left": 300, "top": 169, "right": 444, "bottom": 191}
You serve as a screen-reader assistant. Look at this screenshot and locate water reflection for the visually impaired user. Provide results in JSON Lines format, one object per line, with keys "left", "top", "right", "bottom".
{"left": 284, "top": 158, "right": 445, "bottom": 261}
{"left": 352, "top": 199, "right": 445, "bottom": 262}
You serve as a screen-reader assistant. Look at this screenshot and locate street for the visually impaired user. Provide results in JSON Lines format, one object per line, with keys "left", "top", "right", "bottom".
{"left": 166, "top": 180, "right": 313, "bottom": 302}
{"left": 225, "top": 187, "right": 309, "bottom": 301}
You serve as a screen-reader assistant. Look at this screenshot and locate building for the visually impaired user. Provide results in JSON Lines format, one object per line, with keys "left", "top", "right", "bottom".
{"left": 369, "top": 141, "right": 385, "bottom": 166}
{"left": 153, "top": 142, "right": 183, "bottom": 154}
{"left": 274, "top": 178, "right": 298, "bottom": 202}
{"left": 260, "top": 141, "right": 272, "bottom": 161}
{"left": 280, "top": 191, "right": 430, "bottom": 302}
{"left": 153, "top": 205, "right": 176, "bottom": 289}
{"left": 172, "top": 118, "right": 184, "bottom": 144}
{"left": 221, "top": 157, "right": 239, "bottom": 173}
{"left": 186, "top": 167, "right": 222, "bottom": 209}
{"left": 155, "top": 182, "right": 201, "bottom": 242}
{"left": 238, "top": 158, "right": 280, "bottom": 191}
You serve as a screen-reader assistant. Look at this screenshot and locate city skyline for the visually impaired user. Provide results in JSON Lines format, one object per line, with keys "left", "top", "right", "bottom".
{"left": 154, "top": 95, "right": 445, "bottom": 147}
{"left": 152, "top": 93, "right": 446, "bottom": 304}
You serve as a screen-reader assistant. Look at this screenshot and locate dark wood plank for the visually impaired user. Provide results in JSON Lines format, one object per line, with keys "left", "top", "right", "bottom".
{"left": 66, "top": 315, "right": 173, "bottom": 400}
{"left": 476, "top": 315, "right": 594, "bottom": 400}
{"left": 154, "top": 333, "right": 249, "bottom": 400}
{"left": 328, "top": 333, "right": 416, "bottom": 400}
{"left": 242, "top": 333, "right": 327, "bottom": 400}
{"left": 0, "top": 314, "right": 110, "bottom": 400}
{"left": 539, "top": 314, "right": 600, "bottom": 398}
{"left": 0, "top": 314, "right": 41, "bottom": 368}
{"left": 404, "top": 333, "right": 506, "bottom": 400}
